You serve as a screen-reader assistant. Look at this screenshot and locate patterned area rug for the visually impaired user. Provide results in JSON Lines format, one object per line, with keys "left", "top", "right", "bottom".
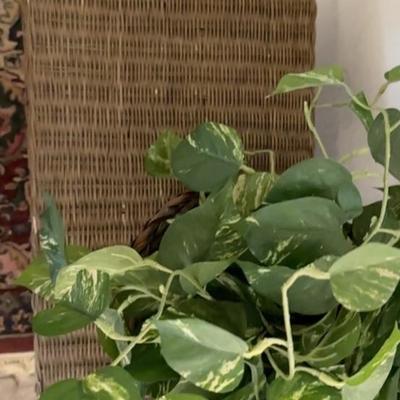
{"left": 0, "top": 0, "right": 32, "bottom": 343}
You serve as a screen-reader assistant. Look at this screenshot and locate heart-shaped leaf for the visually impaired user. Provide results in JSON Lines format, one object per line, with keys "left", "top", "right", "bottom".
{"left": 156, "top": 318, "right": 248, "bottom": 393}
{"left": 39, "top": 194, "right": 66, "bottom": 282}
{"left": 385, "top": 65, "right": 400, "bottom": 83}
{"left": 158, "top": 185, "right": 246, "bottom": 269}
{"left": 15, "top": 254, "right": 53, "bottom": 299}
{"left": 55, "top": 246, "right": 143, "bottom": 296}
{"left": 179, "top": 260, "right": 232, "bottom": 295}
{"left": 40, "top": 379, "right": 86, "bottom": 399}
{"left": 145, "top": 130, "right": 182, "bottom": 177}
{"left": 299, "top": 309, "right": 361, "bottom": 368}
{"left": 330, "top": 243, "right": 400, "bottom": 311}
{"left": 350, "top": 91, "right": 374, "bottom": 130}
{"left": 237, "top": 197, "right": 350, "bottom": 268}
{"left": 342, "top": 326, "right": 400, "bottom": 400}
{"left": 273, "top": 65, "right": 344, "bottom": 95}
{"left": 368, "top": 109, "right": 400, "bottom": 180}
{"left": 232, "top": 172, "right": 276, "bottom": 217}
{"left": 267, "top": 158, "right": 362, "bottom": 219}
{"left": 171, "top": 122, "right": 244, "bottom": 192}
{"left": 267, "top": 371, "right": 341, "bottom": 399}
{"left": 32, "top": 304, "right": 94, "bottom": 336}
{"left": 239, "top": 257, "right": 337, "bottom": 315}
{"left": 158, "top": 202, "right": 219, "bottom": 269}
{"left": 41, "top": 366, "right": 142, "bottom": 400}
{"left": 15, "top": 245, "right": 90, "bottom": 300}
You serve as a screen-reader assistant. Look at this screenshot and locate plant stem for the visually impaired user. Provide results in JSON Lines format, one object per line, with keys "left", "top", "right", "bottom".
{"left": 241, "top": 164, "right": 257, "bottom": 175}
{"left": 111, "top": 324, "right": 152, "bottom": 366}
{"left": 351, "top": 170, "right": 382, "bottom": 181}
{"left": 371, "top": 82, "right": 389, "bottom": 106}
{"left": 339, "top": 147, "right": 370, "bottom": 164}
{"left": 295, "top": 367, "right": 344, "bottom": 390}
{"left": 265, "top": 350, "right": 287, "bottom": 379}
{"left": 342, "top": 83, "right": 372, "bottom": 112}
{"left": 245, "top": 361, "right": 260, "bottom": 400}
{"left": 245, "top": 149, "right": 276, "bottom": 175}
{"left": 155, "top": 272, "right": 179, "bottom": 319}
{"left": 304, "top": 101, "right": 329, "bottom": 158}
{"left": 117, "top": 293, "right": 150, "bottom": 314}
{"left": 244, "top": 338, "right": 288, "bottom": 359}
{"left": 315, "top": 101, "right": 350, "bottom": 109}
{"left": 281, "top": 266, "right": 330, "bottom": 379}
{"left": 364, "top": 110, "right": 392, "bottom": 243}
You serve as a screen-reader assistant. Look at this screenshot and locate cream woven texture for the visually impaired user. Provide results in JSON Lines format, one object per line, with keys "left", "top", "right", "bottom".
{"left": 22, "top": 0, "right": 317, "bottom": 390}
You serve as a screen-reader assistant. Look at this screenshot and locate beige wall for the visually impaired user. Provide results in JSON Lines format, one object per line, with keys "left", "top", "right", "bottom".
{"left": 316, "top": 0, "right": 400, "bottom": 202}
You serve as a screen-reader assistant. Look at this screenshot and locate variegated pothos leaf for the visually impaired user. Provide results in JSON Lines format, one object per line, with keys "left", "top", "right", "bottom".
{"left": 171, "top": 122, "right": 244, "bottom": 192}
{"left": 156, "top": 318, "right": 248, "bottom": 393}
{"left": 342, "top": 326, "right": 400, "bottom": 400}
{"left": 329, "top": 243, "right": 400, "bottom": 311}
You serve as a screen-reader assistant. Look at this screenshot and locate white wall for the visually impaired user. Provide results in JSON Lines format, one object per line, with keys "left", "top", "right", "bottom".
{"left": 316, "top": 0, "right": 400, "bottom": 202}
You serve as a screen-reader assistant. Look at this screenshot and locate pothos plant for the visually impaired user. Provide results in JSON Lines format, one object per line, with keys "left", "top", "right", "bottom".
{"left": 17, "top": 64, "right": 400, "bottom": 400}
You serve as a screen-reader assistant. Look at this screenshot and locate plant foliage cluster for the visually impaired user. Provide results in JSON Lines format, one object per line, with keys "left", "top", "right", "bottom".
{"left": 17, "top": 64, "right": 400, "bottom": 400}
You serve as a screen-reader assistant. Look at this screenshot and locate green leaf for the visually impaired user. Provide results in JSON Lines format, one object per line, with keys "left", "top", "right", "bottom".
{"left": 330, "top": 243, "right": 400, "bottom": 311}
{"left": 40, "top": 379, "right": 87, "bottom": 400}
{"left": 232, "top": 172, "right": 276, "bottom": 217}
{"left": 55, "top": 246, "right": 143, "bottom": 296}
{"left": 273, "top": 65, "right": 345, "bottom": 95}
{"left": 387, "top": 185, "right": 400, "bottom": 220}
{"left": 15, "top": 245, "right": 90, "bottom": 300}
{"left": 206, "top": 182, "right": 247, "bottom": 260}
{"left": 342, "top": 326, "right": 400, "bottom": 400}
{"left": 127, "top": 344, "right": 178, "bottom": 383}
{"left": 267, "top": 158, "right": 362, "bottom": 219}
{"left": 300, "top": 308, "right": 338, "bottom": 352}
{"left": 368, "top": 109, "right": 400, "bottom": 180}
{"left": 65, "top": 245, "right": 92, "bottom": 262}
{"left": 299, "top": 309, "right": 361, "bottom": 368}
{"left": 239, "top": 257, "right": 337, "bottom": 315}
{"left": 163, "top": 395, "right": 207, "bottom": 400}
{"left": 221, "top": 383, "right": 257, "bottom": 400}
{"left": 385, "top": 65, "right": 400, "bottom": 83}
{"left": 95, "top": 309, "right": 131, "bottom": 366}
{"left": 237, "top": 197, "right": 350, "bottom": 268}
{"left": 171, "top": 122, "right": 244, "bottom": 192}
{"left": 60, "top": 269, "right": 111, "bottom": 318}
{"left": 350, "top": 91, "right": 374, "bottom": 130}
{"left": 375, "top": 368, "right": 400, "bottom": 400}
{"left": 158, "top": 202, "right": 219, "bottom": 269}
{"left": 179, "top": 260, "right": 232, "bottom": 295}
{"left": 352, "top": 201, "right": 400, "bottom": 245}
{"left": 39, "top": 193, "right": 66, "bottom": 282}
{"left": 14, "top": 254, "right": 53, "bottom": 299}
{"left": 156, "top": 318, "right": 248, "bottom": 393}
{"left": 33, "top": 304, "right": 94, "bottom": 336}
{"left": 83, "top": 366, "right": 142, "bottom": 399}
{"left": 43, "top": 366, "right": 142, "bottom": 400}
{"left": 145, "top": 130, "right": 182, "bottom": 177}
{"left": 175, "top": 298, "right": 247, "bottom": 337}
{"left": 267, "top": 372, "right": 341, "bottom": 400}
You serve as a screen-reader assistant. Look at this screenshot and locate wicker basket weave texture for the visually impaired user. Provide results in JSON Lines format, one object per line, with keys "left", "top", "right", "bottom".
{"left": 22, "top": 0, "right": 317, "bottom": 390}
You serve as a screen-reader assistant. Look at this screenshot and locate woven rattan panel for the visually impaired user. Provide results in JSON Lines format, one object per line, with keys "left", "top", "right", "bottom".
{"left": 22, "top": 0, "right": 316, "bottom": 390}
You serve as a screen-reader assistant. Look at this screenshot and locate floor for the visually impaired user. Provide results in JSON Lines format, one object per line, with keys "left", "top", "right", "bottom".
{"left": 0, "top": 352, "right": 36, "bottom": 400}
